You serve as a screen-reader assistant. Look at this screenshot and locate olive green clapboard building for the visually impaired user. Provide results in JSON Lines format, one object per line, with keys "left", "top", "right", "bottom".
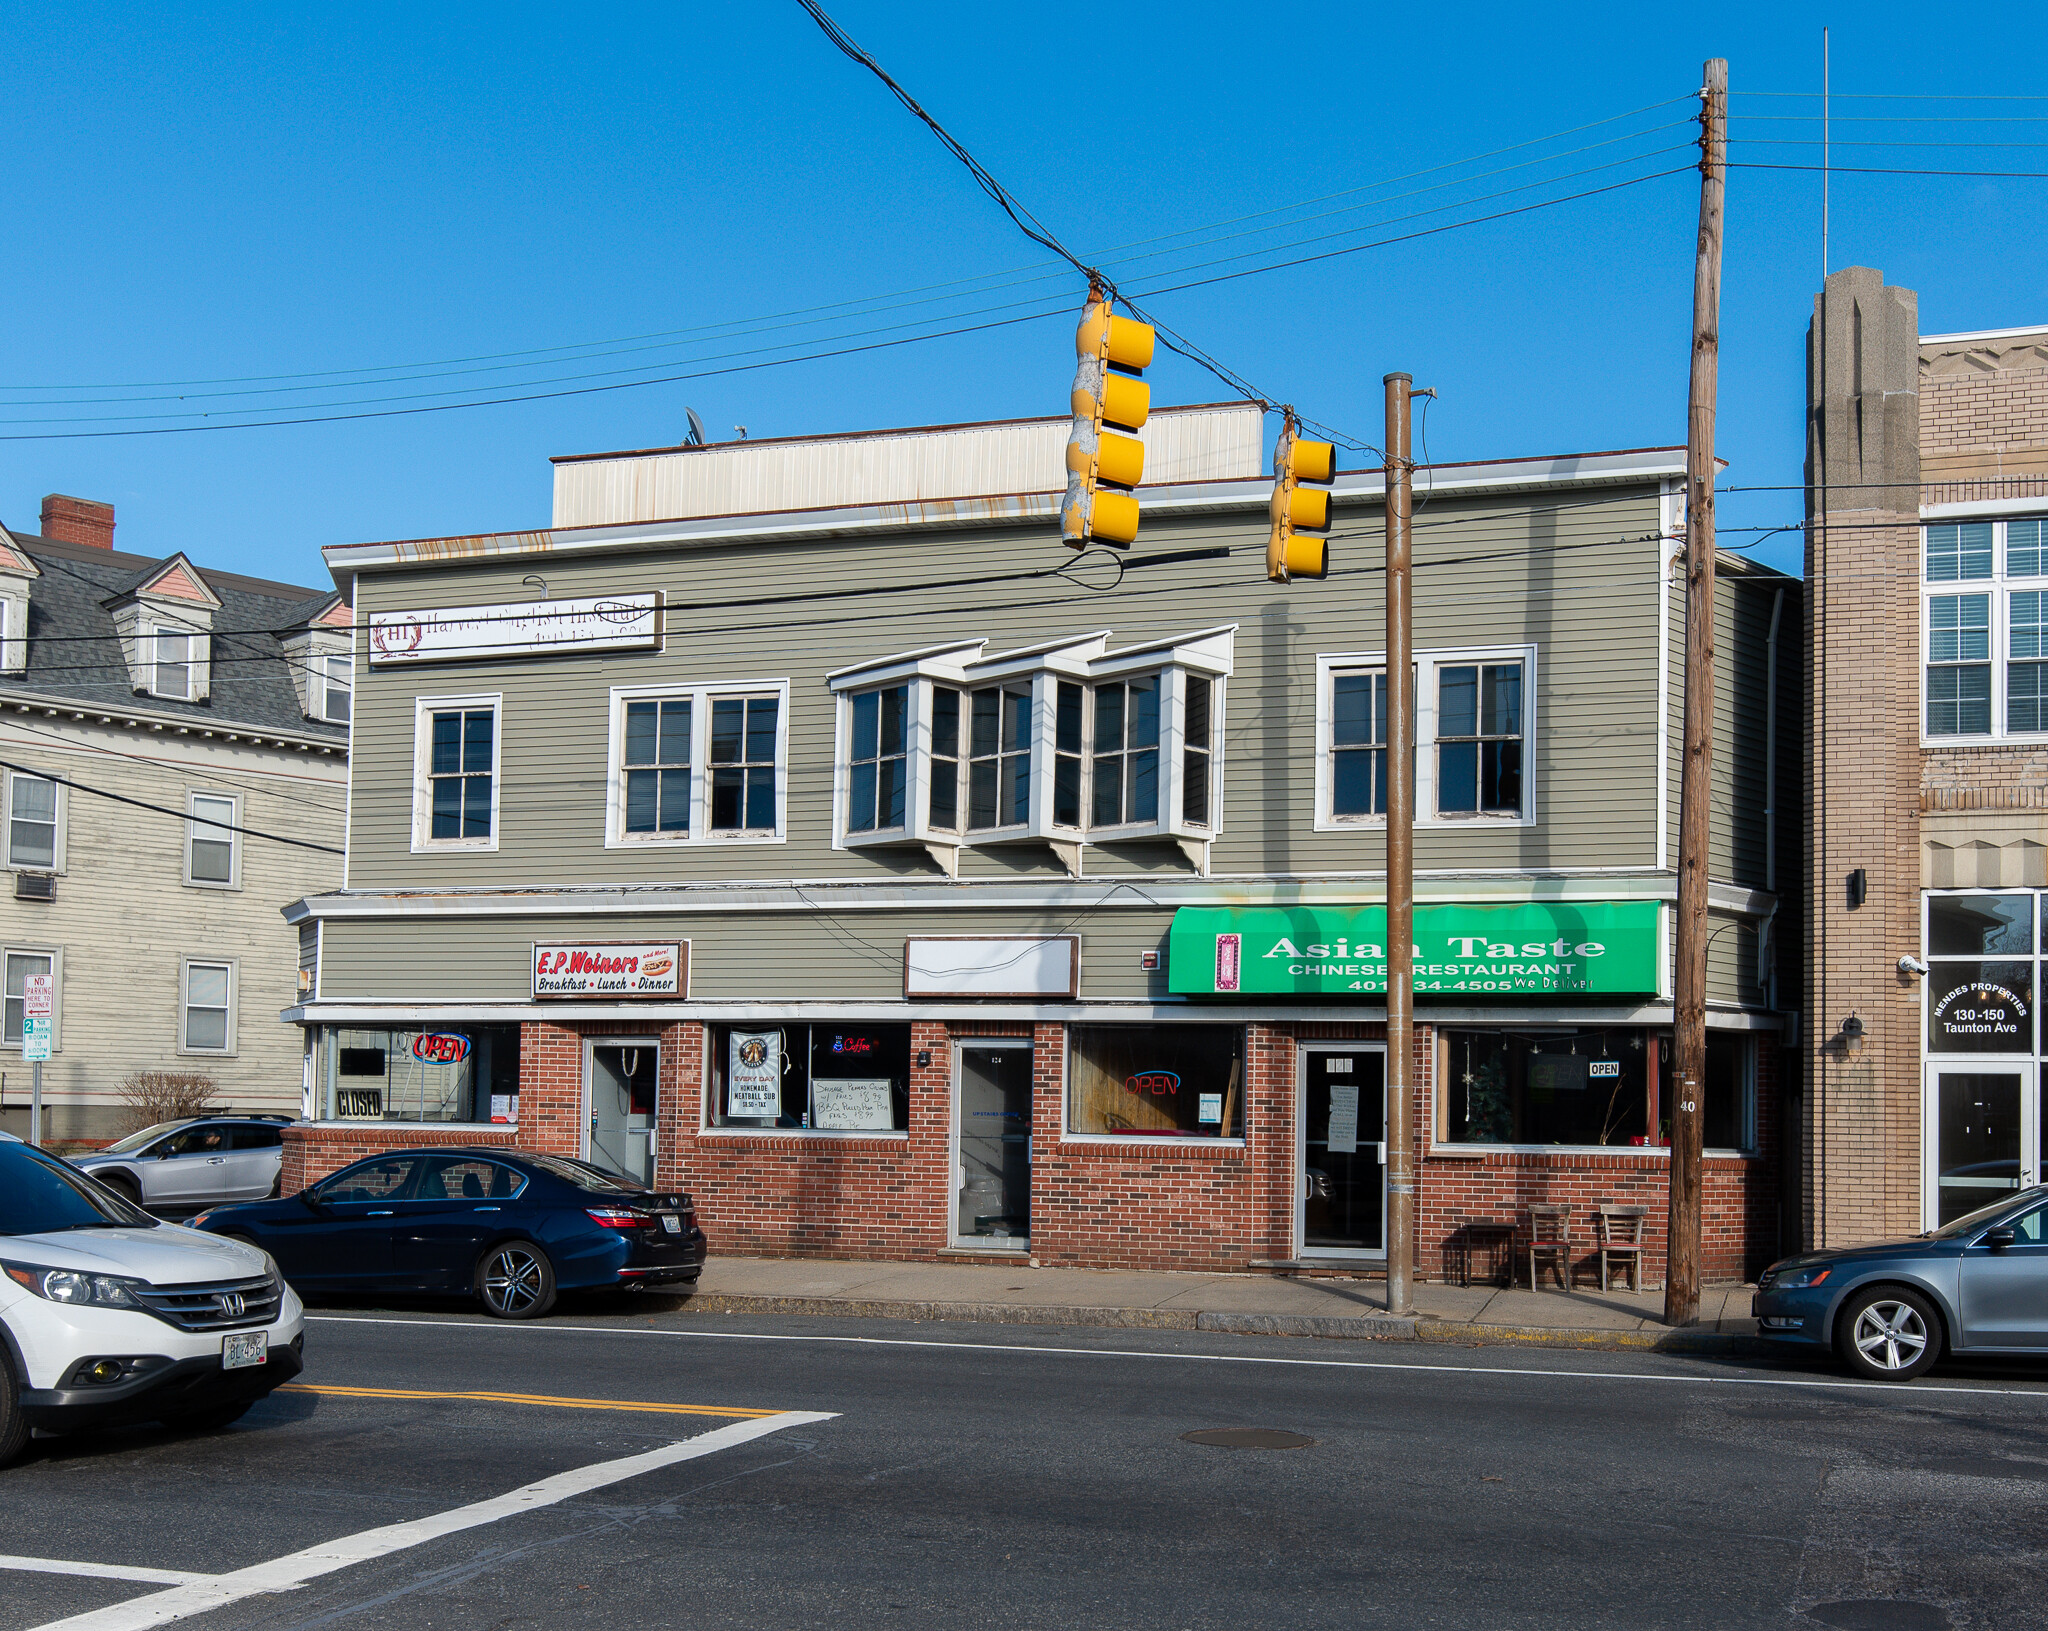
{"left": 284, "top": 403, "right": 1799, "bottom": 1280}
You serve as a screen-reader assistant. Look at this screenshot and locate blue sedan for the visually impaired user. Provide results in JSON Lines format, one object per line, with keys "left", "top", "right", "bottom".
{"left": 190, "top": 1147, "right": 706, "bottom": 1319}
{"left": 1754, "top": 1185, "right": 2048, "bottom": 1380}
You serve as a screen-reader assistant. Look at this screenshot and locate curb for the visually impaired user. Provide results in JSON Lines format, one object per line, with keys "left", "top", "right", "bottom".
{"left": 678, "top": 1292, "right": 1768, "bottom": 1354}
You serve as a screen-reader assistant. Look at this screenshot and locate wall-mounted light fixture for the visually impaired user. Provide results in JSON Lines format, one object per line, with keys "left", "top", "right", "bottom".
{"left": 1846, "top": 869, "right": 1867, "bottom": 910}
{"left": 1836, "top": 1014, "right": 1866, "bottom": 1055}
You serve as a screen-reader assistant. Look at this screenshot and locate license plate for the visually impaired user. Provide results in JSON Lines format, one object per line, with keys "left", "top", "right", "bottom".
{"left": 661, "top": 1215, "right": 682, "bottom": 1234}
{"left": 222, "top": 1331, "right": 268, "bottom": 1371}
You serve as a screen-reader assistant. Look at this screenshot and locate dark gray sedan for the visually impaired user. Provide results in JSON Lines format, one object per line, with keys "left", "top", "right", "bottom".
{"left": 1754, "top": 1186, "right": 2048, "bottom": 1379}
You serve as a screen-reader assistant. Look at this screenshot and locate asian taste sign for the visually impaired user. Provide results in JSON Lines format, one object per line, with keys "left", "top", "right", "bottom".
{"left": 369, "top": 593, "right": 662, "bottom": 665}
{"left": 532, "top": 942, "right": 687, "bottom": 998}
{"left": 1168, "top": 902, "right": 1662, "bottom": 996}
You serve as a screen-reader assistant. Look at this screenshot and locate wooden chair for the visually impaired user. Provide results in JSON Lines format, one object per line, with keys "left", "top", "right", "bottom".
{"left": 1595, "top": 1205, "right": 1649, "bottom": 1293}
{"left": 1523, "top": 1204, "right": 1574, "bottom": 1291}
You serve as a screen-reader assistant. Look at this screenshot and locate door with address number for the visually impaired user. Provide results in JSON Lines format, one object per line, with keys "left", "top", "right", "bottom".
{"left": 1298, "top": 1045, "right": 1387, "bottom": 1260}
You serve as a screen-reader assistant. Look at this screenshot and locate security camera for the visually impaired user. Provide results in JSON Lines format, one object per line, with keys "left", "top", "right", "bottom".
{"left": 1898, "top": 954, "right": 1929, "bottom": 978}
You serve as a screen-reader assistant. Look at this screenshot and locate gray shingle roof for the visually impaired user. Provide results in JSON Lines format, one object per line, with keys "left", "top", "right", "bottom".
{"left": 0, "top": 531, "right": 349, "bottom": 742}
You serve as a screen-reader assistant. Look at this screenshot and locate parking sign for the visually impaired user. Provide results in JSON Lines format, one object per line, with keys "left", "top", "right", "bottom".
{"left": 21, "top": 974, "right": 52, "bottom": 1062}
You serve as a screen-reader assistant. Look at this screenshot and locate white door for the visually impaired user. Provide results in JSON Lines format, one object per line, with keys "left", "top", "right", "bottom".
{"left": 1297, "top": 1044, "right": 1388, "bottom": 1260}
{"left": 1924, "top": 1060, "right": 2038, "bottom": 1232}
{"left": 587, "top": 1040, "right": 659, "bottom": 1187}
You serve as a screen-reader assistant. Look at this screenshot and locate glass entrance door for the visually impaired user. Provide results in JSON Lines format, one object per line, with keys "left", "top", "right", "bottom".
{"left": 1300, "top": 1046, "right": 1387, "bottom": 1258}
{"left": 1926, "top": 1063, "right": 2036, "bottom": 1229}
{"left": 955, "top": 1043, "right": 1032, "bottom": 1248}
{"left": 589, "top": 1041, "right": 658, "bottom": 1187}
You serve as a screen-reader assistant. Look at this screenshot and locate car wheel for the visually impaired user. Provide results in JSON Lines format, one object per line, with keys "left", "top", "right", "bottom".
{"left": 475, "top": 1242, "right": 556, "bottom": 1320}
{"left": 0, "top": 1350, "right": 29, "bottom": 1469}
{"left": 101, "top": 1172, "right": 143, "bottom": 1207}
{"left": 1837, "top": 1285, "right": 1942, "bottom": 1380}
{"left": 163, "top": 1400, "right": 253, "bottom": 1434}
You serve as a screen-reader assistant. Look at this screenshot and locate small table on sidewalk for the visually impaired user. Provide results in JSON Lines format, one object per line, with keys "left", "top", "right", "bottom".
{"left": 1457, "top": 1221, "right": 1519, "bottom": 1288}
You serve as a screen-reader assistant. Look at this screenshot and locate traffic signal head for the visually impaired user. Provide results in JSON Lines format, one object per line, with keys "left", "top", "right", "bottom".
{"left": 1061, "top": 296, "right": 1156, "bottom": 549}
{"left": 1266, "top": 417, "right": 1336, "bottom": 582}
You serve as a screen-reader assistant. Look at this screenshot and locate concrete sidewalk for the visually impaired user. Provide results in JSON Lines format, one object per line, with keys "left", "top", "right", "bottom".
{"left": 682, "top": 1256, "right": 1765, "bottom": 1354}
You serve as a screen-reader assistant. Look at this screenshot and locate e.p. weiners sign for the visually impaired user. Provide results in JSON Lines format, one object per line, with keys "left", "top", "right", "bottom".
{"left": 532, "top": 942, "right": 687, "bottom": 998}
{"left": 1168, "top": 902, "right": 1662, "bottom": 996}
{"left": 369, "top": 594, "right": 662, "bottom": 665}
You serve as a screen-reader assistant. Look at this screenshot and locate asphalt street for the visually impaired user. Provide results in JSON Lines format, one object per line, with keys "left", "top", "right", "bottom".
{"left": 5, "top": 1297, "right": 2048, "bottom": 1631}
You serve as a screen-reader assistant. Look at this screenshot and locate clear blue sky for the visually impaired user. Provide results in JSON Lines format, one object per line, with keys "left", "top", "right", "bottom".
{"left": 2, "top": 1, "right": 2041, "bottom": 586}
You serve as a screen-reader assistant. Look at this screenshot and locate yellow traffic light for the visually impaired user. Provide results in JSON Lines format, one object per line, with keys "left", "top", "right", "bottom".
{"left": 1266, "top": 415, "right": 1335, "bottom": 582}
{"left": 1061, "top": 295, "right": 1155, "bottom": 549}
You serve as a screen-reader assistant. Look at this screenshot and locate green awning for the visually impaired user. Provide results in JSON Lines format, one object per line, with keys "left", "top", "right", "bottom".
{"left": 1167, "top": 901, "right": 1664, "bottom": 997}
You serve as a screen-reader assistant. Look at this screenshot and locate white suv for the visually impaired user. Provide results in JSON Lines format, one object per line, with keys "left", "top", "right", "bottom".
{"left": 0, "top": 1132, "right": 304, "bottom": 1467}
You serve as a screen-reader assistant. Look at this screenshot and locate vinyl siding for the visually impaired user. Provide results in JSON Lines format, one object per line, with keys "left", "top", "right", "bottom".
{"left": 343, "top": 489, "right": 1674, "bottom": 889}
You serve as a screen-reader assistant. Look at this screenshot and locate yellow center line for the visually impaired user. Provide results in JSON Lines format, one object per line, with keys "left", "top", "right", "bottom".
{"left": 278, "top": 1383, "right": 782, "bottom": 1418}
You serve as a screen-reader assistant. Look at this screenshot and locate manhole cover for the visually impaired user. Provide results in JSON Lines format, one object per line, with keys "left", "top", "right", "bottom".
{"left": 1804, "top": 1602, "right": 1947, "bottom": 1631}
{"left": 1181, "top": 1428, "right": 1315, "bottom": 1450}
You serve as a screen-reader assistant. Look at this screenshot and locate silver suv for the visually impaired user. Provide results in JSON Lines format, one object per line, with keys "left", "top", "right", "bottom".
{"left": 71, "top": 1118, "right": 289, "bottom": 1211}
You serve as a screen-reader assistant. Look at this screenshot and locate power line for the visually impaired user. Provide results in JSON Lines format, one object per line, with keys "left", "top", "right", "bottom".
{"left": 1730, "top": 161, "right": 2048, "bottom": 179}
{"left": 0, "top": 754, "right": 344, "bottom": 855}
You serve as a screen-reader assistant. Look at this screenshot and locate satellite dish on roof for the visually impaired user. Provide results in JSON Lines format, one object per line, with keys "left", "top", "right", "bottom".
{"left": 685, "top": 408, "right": 707, "bottom": 447}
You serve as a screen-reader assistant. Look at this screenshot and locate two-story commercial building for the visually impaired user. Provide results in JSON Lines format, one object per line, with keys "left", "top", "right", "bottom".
{"left": 286, "top": 402, "right": 1798, "bottom": 1283}
{"left": 0, "top": 495, "right": 350, "bottom": 1143}
{"left": 1806, "top": 268, "right": 2048, "bottom": 1243}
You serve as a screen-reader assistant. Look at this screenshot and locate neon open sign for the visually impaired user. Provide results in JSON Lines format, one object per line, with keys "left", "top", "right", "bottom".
{"left": 412, "top": 1032, "right": 472, "bottom": 1064}
{"left": 1126, "top": 1070, "right": 1181, "bottom": 1097}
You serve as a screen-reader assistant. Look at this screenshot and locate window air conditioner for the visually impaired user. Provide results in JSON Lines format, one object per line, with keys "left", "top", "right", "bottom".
{"left": 14, "top": 872, "right": 55, "bottom": 902}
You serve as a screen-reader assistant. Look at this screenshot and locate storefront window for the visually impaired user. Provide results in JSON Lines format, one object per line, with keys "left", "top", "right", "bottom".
{"left": 317, "top": 1025, "right": 520, "bottom": 1123}
{"left": 1444, "top": 1027, "right": 1754, "bottom": 1150}
{"left": 707, "top": 1022, "right": 911, "bottom": 1131}
{"left": 1066, "top": 1024, "right": 1244, "bottom": 1139}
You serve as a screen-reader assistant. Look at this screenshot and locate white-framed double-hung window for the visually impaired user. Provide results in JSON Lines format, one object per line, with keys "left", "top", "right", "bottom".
{"left": 5, "top": 771, "right": 60, "bottom": 871}
{"left": 185, "top": 793, "right": 240, "bottom": 888}
{"left": 150, "top": 627, "right": 199, "bottom": 700}
{"left": 1923, "top": 517, "right": 2048, "bottom": 741}
{"left": 180, "top": 958, "right": 236, "bottom": 1054}
{"left": 830, "top": 628, "right": 1231, "bottom": 870}
{"left": 1315, "top": 644, "right": 1536, "bottom": 829}
{"left": 2, "top": 948, "right": 58, "bottom": 1050}
{"left": 411, "top": 694, "right": 501, "bottom": 852}
{"left": 604, "top": 681, "right": 788, "bottom": 846}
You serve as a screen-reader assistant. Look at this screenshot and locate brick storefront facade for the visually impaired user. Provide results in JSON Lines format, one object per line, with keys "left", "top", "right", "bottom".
{"left": 287, "top": 1014, "right": 1778, "bottom": 1285}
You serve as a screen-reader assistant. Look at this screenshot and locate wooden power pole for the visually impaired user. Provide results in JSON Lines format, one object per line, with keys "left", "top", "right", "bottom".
{"left": 1384, "top": 372, "right": 1416, "bottom": 1318}
{"left": 1667, "top": 58, "right": 1727, "bottom": 1328}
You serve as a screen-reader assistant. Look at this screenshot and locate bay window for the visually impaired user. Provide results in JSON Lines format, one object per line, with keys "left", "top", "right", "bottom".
{"left": 830, "top": 627, "right": 1231, "bottom": 868}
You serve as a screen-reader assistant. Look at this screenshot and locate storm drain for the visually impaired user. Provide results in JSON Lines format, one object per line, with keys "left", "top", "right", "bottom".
{"left": 1181, "top": 1428, "right": 1315, "bottom": 1450}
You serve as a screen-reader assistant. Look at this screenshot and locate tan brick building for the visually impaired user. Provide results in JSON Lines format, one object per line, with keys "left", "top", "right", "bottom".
{"left": 1807, "top": 266, "right": 2048, "bottom": 1245}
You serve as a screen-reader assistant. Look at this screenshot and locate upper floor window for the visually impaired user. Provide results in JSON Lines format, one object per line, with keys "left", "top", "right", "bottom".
{"left": 411, "top": 694, "right": 500, "bottom": 852}
{"left": 1316, "top": 646, "right": 1536, "bottom": 828}
{"left": 1922, "top": 516, "right": 2048, "bottom": 741}
{"left": 180, "top": 959, "right": 235, "bottom": 1054}
{"left": 3, "top": 948, "right": 57, "bottom": 1050}
{"left": 6, "top": 773, "right": 57, "bottom": 871}
{"left": 830, "top": 629, "right": 1233, "bottom": 866}
{"left": 321, "top": 654, "right": 353, "bottom": 724}
{"left": 152, "top": 629, "right": 195, "bottom": 700}
{"left": 186, "top": 793, "right": 239, "bottom": 888}
{"left": 605, "top": 683, "right": 788, "bottom": 846}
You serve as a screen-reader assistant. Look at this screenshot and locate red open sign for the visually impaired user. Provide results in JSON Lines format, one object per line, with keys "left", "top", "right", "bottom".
{"left": 412, "top": 1032, "right": 471, "bottom": 1065}
{"left": 1126, "top": 1070, "right": 1181, "bottom": 1097}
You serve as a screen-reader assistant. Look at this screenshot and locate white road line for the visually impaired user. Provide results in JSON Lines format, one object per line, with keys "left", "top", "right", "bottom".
{"left": 308, "top": 1312, "right": 2048, "bottom": 1400}
{"left": 25, "top": 1410, "right": 835, "bottom": 1631}
{"left": 0, "top": 1558, "right": 215, "bottom": 1588}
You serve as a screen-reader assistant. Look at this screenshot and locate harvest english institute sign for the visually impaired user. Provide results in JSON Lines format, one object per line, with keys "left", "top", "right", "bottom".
{"left": 1166, "top": 902, "right": 1662, "bottom": 997}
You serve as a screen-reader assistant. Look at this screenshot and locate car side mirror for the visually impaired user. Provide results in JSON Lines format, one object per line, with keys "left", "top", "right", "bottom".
{"left": 1984, "top": 1227, "right": 2017, "bottom": 1251}
{"left": 298, "top": 1189, "right": 324, "bottom": 1211}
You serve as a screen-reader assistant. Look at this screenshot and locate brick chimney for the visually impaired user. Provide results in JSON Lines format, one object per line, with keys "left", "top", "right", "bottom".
{"left": 40, "top": 494, "right": 115, "bottom": 551}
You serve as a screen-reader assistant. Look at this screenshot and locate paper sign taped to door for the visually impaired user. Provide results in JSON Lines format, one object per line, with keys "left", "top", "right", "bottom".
{"left": 812, "top": 1078, "right": 893, "bottom": 1132}
{"left": 1327, "top": 1082, "right": 1360, "bottom": 1154}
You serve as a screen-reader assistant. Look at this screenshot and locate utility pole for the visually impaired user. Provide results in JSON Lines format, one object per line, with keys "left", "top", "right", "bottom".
{"left": 1667, "top": 57, "right": 1727, "bottom": 1328}
{"left": 1384, "top": 372, "right": 1417, "bottom": 1318}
